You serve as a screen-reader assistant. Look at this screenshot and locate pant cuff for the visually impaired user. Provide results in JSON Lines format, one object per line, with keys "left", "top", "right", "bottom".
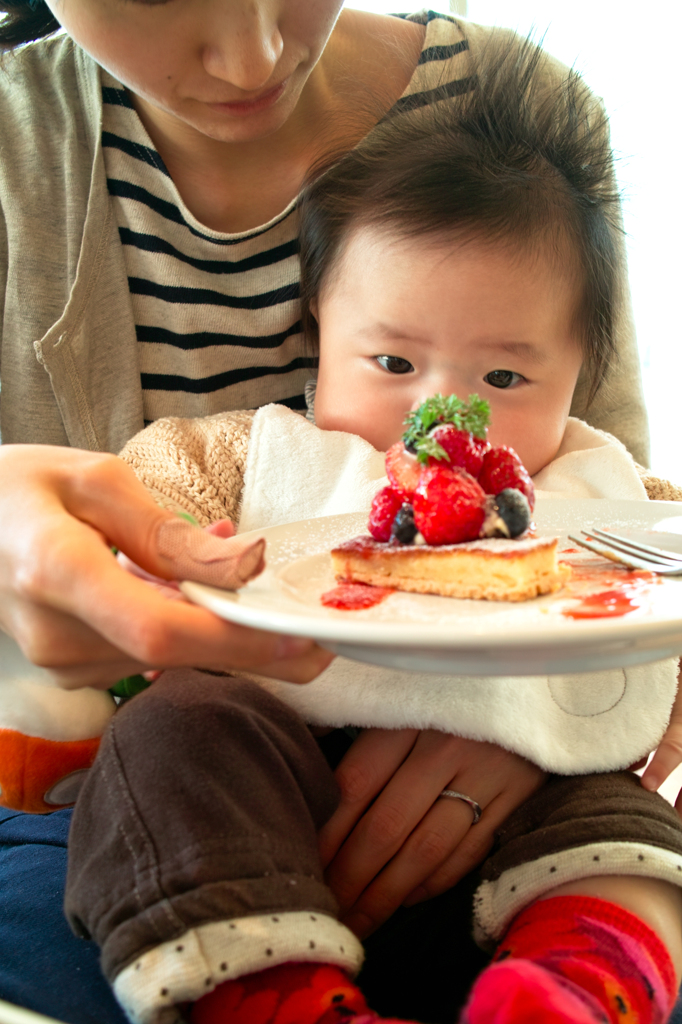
{"left": 473, "top": 840, "right": 682, "bottom": 948}
{"left": 113, "top": 911, "right": 364, "bottom": 1024}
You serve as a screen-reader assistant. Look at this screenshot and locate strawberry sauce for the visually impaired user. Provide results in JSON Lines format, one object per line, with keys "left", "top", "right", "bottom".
{"left": 561, "top": 565, "right": 657, "bottom": 620}
{"left": 321, "top": 582, "right": 394, "bottom": 610}
{"left": 563, "top": 586, "right": 645, "bottom": 619}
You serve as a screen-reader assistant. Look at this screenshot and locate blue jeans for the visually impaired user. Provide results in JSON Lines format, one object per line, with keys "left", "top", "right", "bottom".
{"left": 0, "top": 808, "right": 127, "bottom": 1024}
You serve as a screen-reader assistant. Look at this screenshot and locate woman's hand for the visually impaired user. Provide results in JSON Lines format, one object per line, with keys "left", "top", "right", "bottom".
{"left": 0, "top": 444, "right": 332, "bottom": 689}
{"left": 640, "top": 661, "right": 682, "bottom": 809}
{"left": 318, "top": 727, "right": 545, "bottom": 939}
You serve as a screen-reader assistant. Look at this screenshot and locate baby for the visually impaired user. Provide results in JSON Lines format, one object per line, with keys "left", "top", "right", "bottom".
{"left": 65, "top": 39, "right": 682, "bottom": 1024}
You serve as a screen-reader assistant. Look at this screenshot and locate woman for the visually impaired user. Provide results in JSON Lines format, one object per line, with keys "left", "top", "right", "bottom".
{"left": 0, "top": 2, "right": 660, "bottom": 1021}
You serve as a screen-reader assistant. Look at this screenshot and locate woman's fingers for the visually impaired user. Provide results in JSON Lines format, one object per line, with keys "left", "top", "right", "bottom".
{"left": 318, "top": 728, "right": 420, "bottom": 868}
{"left": 323, "top": 732, "right": 546, "bottom": 939}
{"left": 339, "top": 793, "right": 482, "bottom": 938}
{"left": 52, "top": 450, "right": 266, "bottom": 589}
{"left": 63, "top": 530, "right": 329, "bottom": 680}
{"left": 17, "top": 527, "right": 324, "bottom": 687}
{"left": 641, "top": 723, "right": 682, "bottom": 794}
{"left": 401, "top": 791, "right": 522, "bottom": 908}
{"left": 204, "top": 520, "right": 237, "bottom": 539}
{"left": 250, "top": 643, "right": 336, "bottom": 686}
{"left": 7, "top": 446, "right": 264, "bottom": 593}
{"left": 0, "top": 445, "right": 326, "bottom": 686}
{"left": 641, "top": 662, "right": 682, "bottom": 793}
{"left": 323, "top": 730, "right": 475, "bottom": 912}
{"left": 9, "top": 557, "right": 326, "bottom": 688}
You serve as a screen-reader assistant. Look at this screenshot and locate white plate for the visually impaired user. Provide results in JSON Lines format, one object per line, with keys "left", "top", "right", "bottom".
{"left": 181, "top": 499, "right": 682, "bottom": 676}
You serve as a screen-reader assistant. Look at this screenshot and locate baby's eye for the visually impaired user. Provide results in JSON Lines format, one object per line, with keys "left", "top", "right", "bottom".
{"left": 376, "top": 355, "right": 414, "bottom": 375}
{"left": 484, "top": 369, "right": 524, "bottom": 389}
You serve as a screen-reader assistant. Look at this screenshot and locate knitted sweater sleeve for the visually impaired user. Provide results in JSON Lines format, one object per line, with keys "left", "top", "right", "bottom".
{"left": 639, "top": 469, "right": 682, "bottom": 503}
{"left": 118, "top": 410, "right": 255, "bottom": 527}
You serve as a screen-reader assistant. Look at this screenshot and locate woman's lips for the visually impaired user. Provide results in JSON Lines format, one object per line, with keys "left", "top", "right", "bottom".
{"left": 208, "top": 80, "right": 288, "bottom": 117}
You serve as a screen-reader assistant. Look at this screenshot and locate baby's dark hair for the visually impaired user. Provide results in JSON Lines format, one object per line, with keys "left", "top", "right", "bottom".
{"left": 299, "top": 36, "right": 622, "bottom": 403}
{"left": 0, "top": 0, "right": 59, "bottom": 49}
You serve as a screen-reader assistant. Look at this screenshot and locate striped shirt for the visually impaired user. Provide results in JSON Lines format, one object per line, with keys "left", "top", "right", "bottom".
{"left": 101, "top": 11, "right": 471, "bottom": 424}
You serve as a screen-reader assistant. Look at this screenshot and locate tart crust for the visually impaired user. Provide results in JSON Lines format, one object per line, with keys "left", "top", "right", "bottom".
{"left": 331, "top": 534, "right": 570, "bottom": 602}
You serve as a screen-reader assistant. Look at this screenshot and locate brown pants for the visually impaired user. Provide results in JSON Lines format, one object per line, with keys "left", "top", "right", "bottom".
{"left": 64, "top": 670, "right": 682, "bottom": 1022}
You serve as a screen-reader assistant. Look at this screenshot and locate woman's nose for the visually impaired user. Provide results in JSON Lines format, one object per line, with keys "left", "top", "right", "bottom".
{"left": 201, "top": 0, "right": 284, "bottom": 91}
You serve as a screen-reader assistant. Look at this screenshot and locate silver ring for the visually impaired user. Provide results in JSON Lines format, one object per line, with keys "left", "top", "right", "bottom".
{"left": 439, "top": 789, "right": 482, "bottom": 824}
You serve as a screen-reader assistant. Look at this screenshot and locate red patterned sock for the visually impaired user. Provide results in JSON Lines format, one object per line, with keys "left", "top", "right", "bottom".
{"left": 190, "top": 961, "right": 417, "bottom": 1024}
{"left": 462, "top": 895, "right": 678, "bottom": 1024}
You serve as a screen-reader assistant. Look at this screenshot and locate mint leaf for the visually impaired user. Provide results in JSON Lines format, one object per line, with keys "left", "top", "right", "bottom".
{"left": 462, "top": 395, "right": 491, "bottom": 439}
{"left": 414, "top": 435, "right": 449, "bottom": 464}
{"left": 401, "top": 392, "right": 490, "bottom": 455}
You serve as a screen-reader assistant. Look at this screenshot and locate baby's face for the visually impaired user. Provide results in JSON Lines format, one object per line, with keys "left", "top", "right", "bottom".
{"left": 313, "top": 226, "right": 584, "bottom": 477}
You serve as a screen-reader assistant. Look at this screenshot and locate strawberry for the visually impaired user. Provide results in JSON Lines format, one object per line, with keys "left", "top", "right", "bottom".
{"left": 413, "top": 465, "right": 487, "bottom": 545}
{"left": 368, "top": 485, "right": 404, "bottom": 542}
{"left": 385, "top": 442, "right": 421, "bottom": 498}
{"left": 478, "top": 446, "right": 535, "bottom": 511}
{"left": 429, "top": 423, "right": 490, "bottom": 477}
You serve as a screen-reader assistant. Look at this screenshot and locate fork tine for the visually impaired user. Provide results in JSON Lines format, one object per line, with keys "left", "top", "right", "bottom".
{"left": 581, "top": 530, "right": 682, "bottom": 569}
{"left": 567, "top": 534, "right": 656, "bottom": 571}
{"left": 589, "top": 527, "right": 682, "bottom": 565}
{"left": 586, "top": 530, "right": 682, "bottom": 568}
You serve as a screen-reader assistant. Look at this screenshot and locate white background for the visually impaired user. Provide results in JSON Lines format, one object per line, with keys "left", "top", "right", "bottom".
{"left": 346, "top": 0, "right": 682, "bottom": 482}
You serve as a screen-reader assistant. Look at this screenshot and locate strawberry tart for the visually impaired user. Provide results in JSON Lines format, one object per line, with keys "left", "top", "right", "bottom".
{"left": 330, "top": 394, "right": 570, "bottom": 602}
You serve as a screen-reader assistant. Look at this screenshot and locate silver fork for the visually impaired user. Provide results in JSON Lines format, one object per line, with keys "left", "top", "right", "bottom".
{"left": 567, "top": 527, "right": 682, "bottom": 575}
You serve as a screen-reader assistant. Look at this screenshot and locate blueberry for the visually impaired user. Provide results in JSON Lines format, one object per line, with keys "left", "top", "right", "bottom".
{"left": 390, "top": 503, "right": 417, "bottom": 545}
{"left": 494, "top": 489, "right": 531, "bottom": 538}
